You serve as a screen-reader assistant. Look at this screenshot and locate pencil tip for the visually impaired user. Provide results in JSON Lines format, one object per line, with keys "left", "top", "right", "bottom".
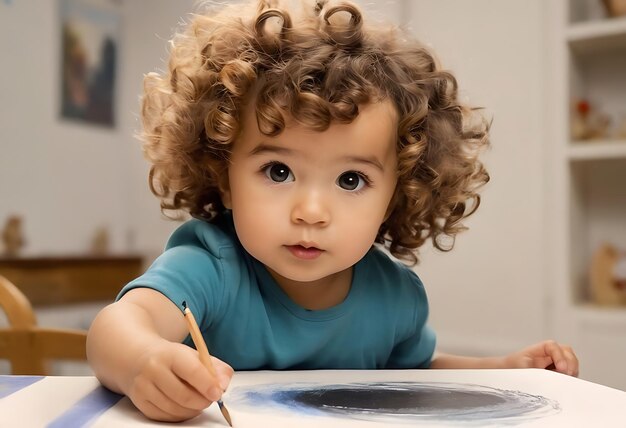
{"left": 218, "top": 401, "right": 233, "bottom": 427}
{"left": 182, "top": 300, "right": 187, "bottom": 311}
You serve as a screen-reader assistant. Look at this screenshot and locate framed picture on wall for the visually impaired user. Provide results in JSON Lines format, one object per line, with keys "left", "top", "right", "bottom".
{"left": 59, "top": 0, "right": 120, "bottom": 128}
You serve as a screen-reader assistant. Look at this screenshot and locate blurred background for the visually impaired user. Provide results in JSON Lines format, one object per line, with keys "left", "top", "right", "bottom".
{"left": 1, "top": 0, "right": 625, "bottom": 390}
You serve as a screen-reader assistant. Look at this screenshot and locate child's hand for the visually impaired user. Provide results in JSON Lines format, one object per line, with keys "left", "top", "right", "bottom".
{"left": 126, "top": 339, "right": 234, "bottom": 422}
{"left": 504, "top": 340, "right": 579, "bottom": 377}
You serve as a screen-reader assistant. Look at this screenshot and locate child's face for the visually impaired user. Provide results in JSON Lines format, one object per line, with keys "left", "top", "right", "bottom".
{"left": 222, "top": 100, "right": 398, "bottom": 286}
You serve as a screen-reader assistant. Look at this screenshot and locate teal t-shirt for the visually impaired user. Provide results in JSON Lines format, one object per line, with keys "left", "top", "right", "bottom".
{"left": 118, "top": 213, "right": 436, "bottom": 370}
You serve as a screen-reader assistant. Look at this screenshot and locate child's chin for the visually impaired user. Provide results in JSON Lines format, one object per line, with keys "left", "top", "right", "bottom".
{"left": 268, "top": 264, "right": 348, "bottom": 284}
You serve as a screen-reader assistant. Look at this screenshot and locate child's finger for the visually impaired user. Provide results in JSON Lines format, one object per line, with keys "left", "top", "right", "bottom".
{"left": 211, "top": 356, "right": 234, "bottom": 391}
{"left": 172, "top": 350, "right": 222, "bottom": 402}
{"left": 154, "top": 367, "right": 212, "bottom": 411}
{"left": 562, "top": 346, "right": 579, "bottom": 377}
{"left": 137, "top": 380, "right": 201, "bottom": 421}
{"left": 543, "top": 340, "right": 568, "bottom": 373}
{"left": 135, "top": 399, "right": 174, "bottom": 422}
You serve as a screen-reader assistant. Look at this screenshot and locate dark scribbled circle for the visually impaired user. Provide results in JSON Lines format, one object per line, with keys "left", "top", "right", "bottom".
{"left": 291, "top": 386, "right": 508, "bottom": 413}
{"left": 230, "top": 381, "right": 561, "bottom": 425}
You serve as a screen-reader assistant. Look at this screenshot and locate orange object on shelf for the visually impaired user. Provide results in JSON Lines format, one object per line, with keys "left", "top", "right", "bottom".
{"left": 602, "top": 0, "right": 626, "bottom": 17}
{"left": 590, "top": 244, "right": 626, "bottom": 306}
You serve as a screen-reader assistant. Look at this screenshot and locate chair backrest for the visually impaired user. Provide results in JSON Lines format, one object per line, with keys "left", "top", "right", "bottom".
{"left": 0, "top": 275, "right": 87, "bottom": 375}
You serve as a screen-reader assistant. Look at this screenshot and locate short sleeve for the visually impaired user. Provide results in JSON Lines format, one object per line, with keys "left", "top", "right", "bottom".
{"left": 386, "top": 323, "right": 436, "bottom": 368}
{"left": 385, "top": 268, "right": 436, "bottom": 368}
{"left": 116, "top": 243, "right": 226, "bottom": 329}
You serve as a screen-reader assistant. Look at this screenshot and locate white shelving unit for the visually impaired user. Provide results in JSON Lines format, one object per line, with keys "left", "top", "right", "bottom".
{"left": 568, "top": 140, "right": 626, "bottom": 160}
{"left": 548, "top": 0, "right": 626, "bottom": 391}
{"left": 567, "top": 15, "right": 626, "bottom": 54}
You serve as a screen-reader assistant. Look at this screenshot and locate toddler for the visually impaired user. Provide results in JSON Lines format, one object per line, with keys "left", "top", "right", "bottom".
{"left": 87, "top": 0, "right": 579, "bottom": 422}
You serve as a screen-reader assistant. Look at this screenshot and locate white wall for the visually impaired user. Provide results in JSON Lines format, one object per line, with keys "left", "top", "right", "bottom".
{"left": 1, "top": 1, "right": 549, "bottom": 358}
{"left": 121, "top": 0, "right": 196, "bottom": 256}
{"left": 0, "top": 1, "right": 133, "bottom": 255}
{"left": 406, "top": 0, "right": 548, "bottom": 354}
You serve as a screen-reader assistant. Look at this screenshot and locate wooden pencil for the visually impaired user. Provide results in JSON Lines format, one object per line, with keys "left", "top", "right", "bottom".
{"left": 182, "top": 301, "right": 233, "bottom": 427}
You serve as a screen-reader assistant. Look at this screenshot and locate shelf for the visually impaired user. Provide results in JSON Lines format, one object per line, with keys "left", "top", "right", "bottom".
{"left": 574, "top": 304, "right": 626, "bottom": 325}
{"left": 556, "top": 0, "right": 626, "bottom": 391}
{"left": 568, "top": 140, "right": 626, "bottom": 161}
{"left": 567, "top": 17, "right": 626, "bottom": 54}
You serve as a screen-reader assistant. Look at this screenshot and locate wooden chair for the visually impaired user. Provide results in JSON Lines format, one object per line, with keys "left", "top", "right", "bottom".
{"left": 0, "top": 275, "right": 87, "bottom": 375}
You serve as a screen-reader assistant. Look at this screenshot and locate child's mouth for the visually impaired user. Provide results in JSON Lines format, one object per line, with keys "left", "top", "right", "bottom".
{"left": 285, "top": 245, "right": 324, "bottom": 260}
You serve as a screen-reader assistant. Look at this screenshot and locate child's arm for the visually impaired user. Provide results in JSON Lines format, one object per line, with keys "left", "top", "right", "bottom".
{"left": 86, "top": 288, "right": 233, "bottom": 422}
{"left": 430, "top": 340, "right": 579, "bottom": 377}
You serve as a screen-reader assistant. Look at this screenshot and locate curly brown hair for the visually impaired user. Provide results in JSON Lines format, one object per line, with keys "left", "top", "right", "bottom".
{"left": 141, "top": 0, "right": 490, "bottom": 264}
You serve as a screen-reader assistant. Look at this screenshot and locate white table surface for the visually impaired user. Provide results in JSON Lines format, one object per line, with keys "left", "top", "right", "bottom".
{"left": 1, "top": 369, "right": 624, "bottom": 427}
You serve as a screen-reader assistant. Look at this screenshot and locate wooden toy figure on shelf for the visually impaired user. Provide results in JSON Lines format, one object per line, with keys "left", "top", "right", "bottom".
{"left": 590, "top": 244, "right": 626, "bottom": 306}
{"left": 1, "top": 215, "right": 26, "bottom": 257}
{"left": 602, "top": 0, "right": 626, "bottom": 17}
{"left": 91, "top": 226, "right": 110, "bottom": 256}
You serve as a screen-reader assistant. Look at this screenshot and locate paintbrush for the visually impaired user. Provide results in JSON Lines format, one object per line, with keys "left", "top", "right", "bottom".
{"left": 182, "top": 301, "right": 233, "bottom": 427}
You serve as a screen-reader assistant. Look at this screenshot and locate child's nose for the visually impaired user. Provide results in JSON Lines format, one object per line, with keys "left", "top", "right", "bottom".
{"left": 290, "top": 189, "right": 330, "bottom": 226}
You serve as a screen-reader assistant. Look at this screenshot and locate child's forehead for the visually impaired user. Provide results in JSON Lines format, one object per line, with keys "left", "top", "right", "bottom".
{"left": 237, "top": 99, "right": 399, "bottom": 158}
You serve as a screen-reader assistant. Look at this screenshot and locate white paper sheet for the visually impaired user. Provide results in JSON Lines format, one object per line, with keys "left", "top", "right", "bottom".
{"left": 1, "top": 369, "right": 624, "bottom": 427}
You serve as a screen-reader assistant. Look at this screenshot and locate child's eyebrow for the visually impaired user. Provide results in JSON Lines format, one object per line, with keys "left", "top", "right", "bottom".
{"left": 249, "top": 143, "right": 385, "bottom": 172}
{"left": 249, "top": 143, "right": 293, "bottom": 157}
{"left": 341, "top": 155, "right": 385, "bottom": 172}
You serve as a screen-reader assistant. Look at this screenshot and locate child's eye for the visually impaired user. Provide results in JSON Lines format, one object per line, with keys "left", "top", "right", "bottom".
{"left": 264, "top": 162, "right": 294, "bottom": 183}
{"left": 337, "top": 171, "right": 369, "bottom": 191}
